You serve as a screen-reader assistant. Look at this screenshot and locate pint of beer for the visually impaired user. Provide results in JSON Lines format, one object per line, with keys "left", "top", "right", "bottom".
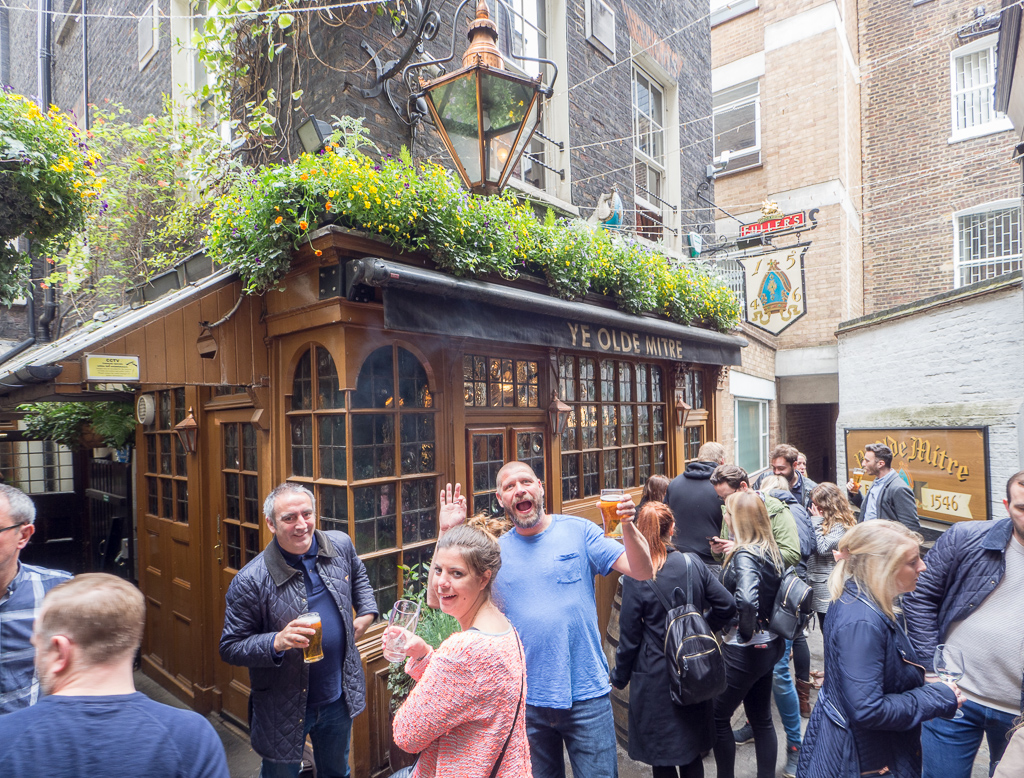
{"left": 600, "top": 489, "right": 625, "bottom": 537}
{"left": 297, "top": 612, "right": 324, "bottom": 663}
{"left": 852, "top": 468, "right": 864, "bottom": 489}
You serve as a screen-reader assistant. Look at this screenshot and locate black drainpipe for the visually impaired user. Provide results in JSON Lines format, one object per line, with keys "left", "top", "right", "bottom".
{"left": 0, "top": 284, "right": 38, "bottom": 367}
{"left": 36, "top": 0, "right": 58, "bottom": 343}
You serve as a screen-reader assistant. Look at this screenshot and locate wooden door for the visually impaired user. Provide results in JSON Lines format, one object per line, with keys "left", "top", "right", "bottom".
{"left": 139, "top": 389, "right": 205, "bottom": 706}
{"left": 466, "top": 425, "right": 547, "bottom": 516}
{"left": 211, "top": 416, "right": 263, "bottom": 726}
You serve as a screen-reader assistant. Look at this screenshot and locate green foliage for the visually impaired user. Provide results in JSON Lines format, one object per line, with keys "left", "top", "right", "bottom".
{"left": 385, "top": 563, "right": 460, "bottom": 714}
{"left": 0, "top": 89, "right": 94, "bottom": 305}
{"left": 50, "top": 100, "right": 237, "bottom": 313}
{"left": 207, "top": 130, "right": 742, "bottom": 331}
{"left": 18, "top": 401, "right": 136, "bottom": 450}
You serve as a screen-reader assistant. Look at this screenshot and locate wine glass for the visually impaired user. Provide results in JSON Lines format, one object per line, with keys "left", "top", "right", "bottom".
{"left": 934, "top": 643, "right": 965, "bottom": 719}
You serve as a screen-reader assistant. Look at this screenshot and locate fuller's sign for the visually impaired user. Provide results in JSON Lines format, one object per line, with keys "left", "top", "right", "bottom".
{"left": 738, "top": 245, "right": 808, "bottom": 335}
{"left": 739, "top": 212, "right": 806, "bottom": 238}
{"left": 844, "top": 428, "right": 990, "bottom": 524}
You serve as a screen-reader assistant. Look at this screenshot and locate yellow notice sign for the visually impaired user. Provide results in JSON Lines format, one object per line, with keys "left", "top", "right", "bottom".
{"left": 84, "top": 355, "right": 140, "bottom": 382}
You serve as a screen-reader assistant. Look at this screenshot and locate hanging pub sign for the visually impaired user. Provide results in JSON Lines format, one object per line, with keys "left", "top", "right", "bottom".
{"left": 737, "top": 245, "right": 807, "bottom": 335}
{"left": 844, "top": 427, "right": 990, "bottom": 524}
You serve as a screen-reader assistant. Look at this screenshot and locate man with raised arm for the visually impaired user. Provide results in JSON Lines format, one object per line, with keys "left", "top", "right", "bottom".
{"left": 432, "top": 463, "right": 653, "bottom": 778}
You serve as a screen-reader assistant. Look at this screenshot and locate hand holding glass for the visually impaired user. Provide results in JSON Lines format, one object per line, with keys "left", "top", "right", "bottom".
{"left": 383, "top": 599, "right": 421, "bottom": 662}
{"left": 934, "top": 643, "right": 965, "bottom": 719}
{"left": 599, "top": 489, "right": 626, "bottom": 537}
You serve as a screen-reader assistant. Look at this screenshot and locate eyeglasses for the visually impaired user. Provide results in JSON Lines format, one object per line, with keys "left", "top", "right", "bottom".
{"left": 0, "top": 522, "right": 26, "bottom": 535}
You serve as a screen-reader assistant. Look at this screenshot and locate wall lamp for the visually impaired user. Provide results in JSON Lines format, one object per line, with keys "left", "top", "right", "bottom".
{"left": 174, "top": 407, "right": 199, "bottom": 454}
{"left": 297, "top": 115, "right": 334, "bottom": 155}
{"left": 548, "top": 393, "right": 571, "bottom": 436}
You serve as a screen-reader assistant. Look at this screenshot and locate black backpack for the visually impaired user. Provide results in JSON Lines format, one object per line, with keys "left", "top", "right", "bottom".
{"left": 768, "top": 565, "right": 814, "bottom": 640}
{"left": 645, "top": 553, "right": 728, "bottom": 707}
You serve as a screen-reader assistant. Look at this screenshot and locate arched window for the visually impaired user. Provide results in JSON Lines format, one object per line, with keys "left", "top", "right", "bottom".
{"left": 286, "top": 344, "right": 438, "bottom": 616}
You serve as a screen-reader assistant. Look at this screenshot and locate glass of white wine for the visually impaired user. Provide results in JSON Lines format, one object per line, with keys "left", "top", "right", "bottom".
{"left": 934, "top": 643, "right": 965, "bottom": 719}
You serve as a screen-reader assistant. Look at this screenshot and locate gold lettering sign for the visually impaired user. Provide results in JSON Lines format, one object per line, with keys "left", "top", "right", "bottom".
{"left": 844, "top": 428, "right": 990, "bottom": 524}
{"left": 84, "top": 354, "right": 141, "bottom": 382}
{"left": 738, "top": 245, "right": 808, "bottom": 335}
{"left": 566, "top": 322, "right": 685, "bottom": 359}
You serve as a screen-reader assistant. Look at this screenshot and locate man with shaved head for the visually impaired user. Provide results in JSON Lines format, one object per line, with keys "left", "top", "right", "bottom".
{"left": 0, "top": 573, "right": 228, "bottom": 777}
{"left": 433, "top": 462, "right": 654, "bottom": 778}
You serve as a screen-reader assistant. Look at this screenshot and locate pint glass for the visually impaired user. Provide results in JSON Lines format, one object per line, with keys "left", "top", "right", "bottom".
{"left": 297, "top": 612, "right": 323, "bottom": 663}
{"left": 600, "top": 489, "right": 626, "bottom": 537}
{"left": 852, "top": 468, "right": 864, "bottom": 489}
{"left": 383, "top": 599, "right": 421, "bottom": 662}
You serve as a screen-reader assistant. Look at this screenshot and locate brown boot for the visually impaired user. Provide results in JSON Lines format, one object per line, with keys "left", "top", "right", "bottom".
{"left": 796, "top": 678, "right": 813, "bottom": 718}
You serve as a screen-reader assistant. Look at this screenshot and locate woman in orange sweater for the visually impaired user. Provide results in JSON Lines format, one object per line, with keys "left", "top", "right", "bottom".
{"left": 386, "top": 521, "right": 530, "bottom": 778}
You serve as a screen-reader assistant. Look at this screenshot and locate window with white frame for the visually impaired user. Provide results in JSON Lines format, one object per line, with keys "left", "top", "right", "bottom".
{"left": 137, "top": 1, "right": 160, "bottom": 70}
{"left": 633, "top": 66, "right": 667, "bottom": 239}
{"left": 734, "top": 398, "right": 768, "bottom": 476}
{"left": 950, "top": 34, "right": 1012, "bottom": 140}
{"left": 489, "top": 0, "right": 551, "bottom": 191}
{"left": 191, "top": 0, "right": 215, "bottom": 126}
{"left": 713, "top": 80, "right": 760, "bottom": 173}
{"left": 954, "top": 201, "right": 1022, "bottom": 287}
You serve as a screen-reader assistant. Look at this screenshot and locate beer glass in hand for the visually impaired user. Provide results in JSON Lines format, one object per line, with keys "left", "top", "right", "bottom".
{"left": 934, "top": 644, "right": 966, "bottom": 719}
{"left": 384, "top": 599, "right": 421, "bottom": 662}
{"left": 297, "top": 612, "right": 323, "bottom": 663}
{"left": 600, "top": 489, "right": 626, "bottom": 537}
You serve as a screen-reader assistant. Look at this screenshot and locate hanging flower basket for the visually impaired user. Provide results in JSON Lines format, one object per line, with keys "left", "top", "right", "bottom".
{"left": 0, "top": 88, "right": 96, "bottom": 304}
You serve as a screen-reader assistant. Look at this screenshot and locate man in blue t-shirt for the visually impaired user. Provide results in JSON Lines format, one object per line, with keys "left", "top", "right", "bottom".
{"left": 0, "top": 573, "right": 229, "bottom": 778}
{"left": 432, "top": 463, "right": 654, "bottom": 778}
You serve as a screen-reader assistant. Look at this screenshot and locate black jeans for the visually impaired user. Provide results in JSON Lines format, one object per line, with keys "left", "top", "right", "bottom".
{"left": 652, "top": 760, "right": 702, "bottom": 778}
{"left": 792, "top": 630, "right": 810, "bottom": 682}
{"left": 713, "top": 639, "right": 786, "bottom": 778}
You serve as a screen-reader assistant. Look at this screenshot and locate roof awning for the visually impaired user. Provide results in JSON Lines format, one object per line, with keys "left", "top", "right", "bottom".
{"left": 346, "top": 258, "right": 746, "bottom": 365}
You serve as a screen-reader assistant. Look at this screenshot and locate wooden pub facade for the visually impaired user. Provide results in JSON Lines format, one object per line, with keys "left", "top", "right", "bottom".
{"left": 0, "top": 229, "right": 744, "bottom": 776}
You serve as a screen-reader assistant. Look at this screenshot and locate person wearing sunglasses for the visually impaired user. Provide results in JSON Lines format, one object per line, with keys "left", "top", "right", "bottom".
{"left": 0, "top": 483, "right": 72, "bottom": 714}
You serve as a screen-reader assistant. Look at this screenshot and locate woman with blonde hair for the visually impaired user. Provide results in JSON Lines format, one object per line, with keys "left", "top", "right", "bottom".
{"left": 807, "top": 482, "right": 858, "bottom": 633}
{"left": 797, "top": 521, "right": 964, "bottom": 778}
{"left": 712, "top": 491, "right": 784, "bottom": 778}
{"left": 611, "top": 502, "right": 735, "bottom": 778}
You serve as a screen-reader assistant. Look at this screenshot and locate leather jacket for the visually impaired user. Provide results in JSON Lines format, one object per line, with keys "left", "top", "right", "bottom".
{"left": 720, "top": 546, "right": 782, "bottom": 642}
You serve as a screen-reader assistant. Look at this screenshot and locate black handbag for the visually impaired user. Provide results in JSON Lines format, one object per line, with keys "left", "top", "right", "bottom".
{"left": 769, "top": 566, "right": 814, "bottom": 640}
{"left": 645, "top": 553, "right": 728, "bottom": 706}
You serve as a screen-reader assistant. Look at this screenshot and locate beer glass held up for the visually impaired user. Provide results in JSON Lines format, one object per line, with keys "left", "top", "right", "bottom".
{"left": 297, "top": 612, "right": 324, "bottom": 663}
{"left": 852, "top": 468, "right": 864, "bottom": 490}
{"left": 600, "top": 488, "right": 626, "bottom": 538}
{"left": 383, "top": 599, "right": 421, "bottom": 662}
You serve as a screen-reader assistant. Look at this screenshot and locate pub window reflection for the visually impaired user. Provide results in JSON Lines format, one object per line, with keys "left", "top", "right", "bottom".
{"left": 559, "top": 356, "right": 668, "bottom": 502}
{"left": 287, "top": 344, "right": 438, "bottom": 617}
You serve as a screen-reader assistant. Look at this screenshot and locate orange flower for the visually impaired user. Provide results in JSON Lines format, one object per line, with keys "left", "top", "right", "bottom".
{"left": 314, "top": 249, "right": 323, "bottom": 256}
{"left": 299, "top": 221, "right": 308, "bottom": 230}
{"left": 275, "top": 216, "right": 283, "bottom": 225}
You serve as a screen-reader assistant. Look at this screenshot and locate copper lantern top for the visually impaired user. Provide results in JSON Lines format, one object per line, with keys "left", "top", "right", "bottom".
{"left": 462, "top": 0, "right": 504, "bottom": 69}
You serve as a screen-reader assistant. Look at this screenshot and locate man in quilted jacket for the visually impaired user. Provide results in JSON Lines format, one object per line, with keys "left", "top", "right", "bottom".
{"left": 220, "top": 483, "right": 378, "bottom": 778}
{"left": 905, "top": 470, "right": 1024, "bottom": 778}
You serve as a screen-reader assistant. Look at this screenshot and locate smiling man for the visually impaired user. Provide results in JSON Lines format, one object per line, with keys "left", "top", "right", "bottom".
{"left": 220, "top": 483, "right": 377, "bottom": 778}
{"left": 446, "top": 461, "right": 654, "bottom": 778}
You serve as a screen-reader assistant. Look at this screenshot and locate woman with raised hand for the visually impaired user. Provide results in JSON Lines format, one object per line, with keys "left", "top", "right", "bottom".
{"left": 611, "top": 501, "right": 735, "bottom": 778}
{"left": 807, "top": 482, "right": 858, "bottom": 635}
{"left": 386, "top": 517, "right": 530, "bottom": 778}
{"left": 797, "top": 521, "right": 963, "bottom": 778}
{"left": 712, "top": 491, "right": 785, "bottom": 778}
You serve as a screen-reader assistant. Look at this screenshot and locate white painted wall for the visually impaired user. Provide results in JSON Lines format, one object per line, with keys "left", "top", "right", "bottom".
{"left": 836, "top": 280, "right": 1024, "bottom": 523}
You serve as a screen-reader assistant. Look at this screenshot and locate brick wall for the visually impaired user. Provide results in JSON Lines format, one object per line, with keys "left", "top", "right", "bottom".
{"left": 859, "top": 0, "right": 1019, "bottom": 312}
{"left": 836, "top": 278, "right": 1024, "bottom": 520}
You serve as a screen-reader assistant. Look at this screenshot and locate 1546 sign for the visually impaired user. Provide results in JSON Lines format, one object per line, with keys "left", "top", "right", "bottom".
{"left": 738, "top": 245, "right": 808, "bottom": 335}
{"left": 844, "top": 427, "right": 990, "bottom": 524}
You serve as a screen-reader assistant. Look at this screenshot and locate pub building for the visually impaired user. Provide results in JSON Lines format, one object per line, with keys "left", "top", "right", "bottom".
{"left": 0, "top": 227, "right": 744, "bottom": 776}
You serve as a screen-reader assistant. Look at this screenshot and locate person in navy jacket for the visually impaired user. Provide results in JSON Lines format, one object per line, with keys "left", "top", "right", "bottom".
{"left": 797, "top": 521, "right": 962, "bottom": 778}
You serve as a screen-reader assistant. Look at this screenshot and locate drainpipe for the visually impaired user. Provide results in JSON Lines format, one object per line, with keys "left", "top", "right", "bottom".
{"left": 37, "top": 0, "right": 51, "bottom": 110}
{"left": 38, "top": 284, "right": 56, "bottom": 343}
{"left": 0, "top": 284, "right": 38, "bottom": 367}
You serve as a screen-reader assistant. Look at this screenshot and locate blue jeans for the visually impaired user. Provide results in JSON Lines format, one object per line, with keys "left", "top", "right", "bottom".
{"left": 526, "top": 693, "right": 618, "bottom": 778}
{"left": 922, "top": 698, "right": 1016, "bottom": 778}
{"left": 260, "top": 695, "right": 352, "bottom": 778}
{"left": 772, "top": 638, "right": 802, "bottom": 748}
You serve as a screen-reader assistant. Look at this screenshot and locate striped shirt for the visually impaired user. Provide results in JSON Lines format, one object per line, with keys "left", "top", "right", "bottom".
{"left": 0, "top": 563, "right": 72, "bottom": 714}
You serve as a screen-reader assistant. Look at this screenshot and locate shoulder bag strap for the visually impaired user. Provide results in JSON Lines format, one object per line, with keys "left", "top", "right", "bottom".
{"left": 489, "top": 633, "right": 526, "bottom": 778}
{"left": 681, "top": 552, "right": 695, "bottom": 606}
